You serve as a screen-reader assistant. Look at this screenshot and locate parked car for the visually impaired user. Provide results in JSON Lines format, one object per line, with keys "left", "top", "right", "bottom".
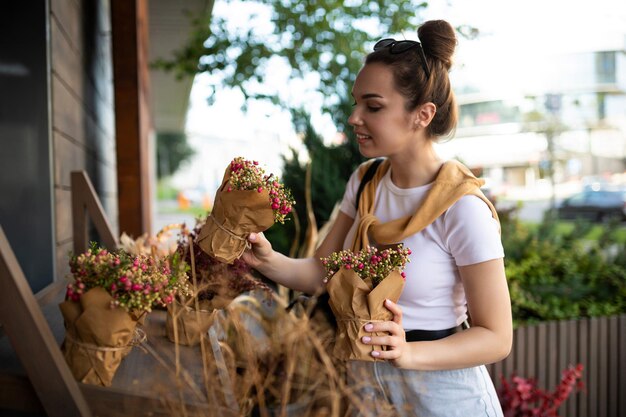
{"left": 557, "top": 190, "right": 626, "bottom": 222}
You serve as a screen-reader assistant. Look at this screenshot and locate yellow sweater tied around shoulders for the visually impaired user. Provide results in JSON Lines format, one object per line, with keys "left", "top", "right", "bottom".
{"left": 351, "top": 158, "right": 500, "bottom": 252}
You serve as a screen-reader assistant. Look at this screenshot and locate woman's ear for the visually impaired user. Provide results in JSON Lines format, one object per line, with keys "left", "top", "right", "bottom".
{"left": 414, "top": 102, "right": 437, "bottom": 128}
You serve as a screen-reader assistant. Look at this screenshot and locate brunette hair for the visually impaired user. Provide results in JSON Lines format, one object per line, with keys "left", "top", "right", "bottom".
{"left": 365, "top": 20, "right": 458, "bottom": 139}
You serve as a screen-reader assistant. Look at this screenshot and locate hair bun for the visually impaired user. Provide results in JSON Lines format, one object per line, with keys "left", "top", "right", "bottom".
{"left": 417, "top": 20, "right": 457, "bottom": 70}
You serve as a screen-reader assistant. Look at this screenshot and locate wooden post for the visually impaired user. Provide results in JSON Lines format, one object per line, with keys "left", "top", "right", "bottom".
{"left": 111, "top": 0, "right": 153, "bottom": 239}
{"left": 0, "top": 226, "right": 92, "bottom": 417}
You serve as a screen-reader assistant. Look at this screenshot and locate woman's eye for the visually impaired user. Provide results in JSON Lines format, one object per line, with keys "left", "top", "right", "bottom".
{"left": 367, "top": 106, "right": 382, "bottom": 112}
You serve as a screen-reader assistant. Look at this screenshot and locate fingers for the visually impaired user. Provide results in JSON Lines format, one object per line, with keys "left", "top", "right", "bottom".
{"left": 248, "top": 232, "right": 273, "bottom": 257}
{"left": 370, "top": 349, "right": 401, "bottom": 360}
{"left": 384, "top": 299, "right": 403, "bottom": 324}
{"left": 363, "top": 321, "right": 400, "bottom": 334}
{"left": 361, "top": 333, "right": 403, "bottom": 361}
{"left": 361, "top": 305, "right": 406, "bottom": 362}
{"left": 361, "top": 334, "right": 394, "bottom": 346}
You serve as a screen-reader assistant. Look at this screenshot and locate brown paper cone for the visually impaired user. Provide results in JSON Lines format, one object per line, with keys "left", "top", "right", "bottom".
{"left": 326, "top": 269, "right": 404, "bottom": 361}
{"left": 165, "top": 299, "right": 219, "bottom": 346}
{"left": 197, "top": 167, "right": 275, "bottom": 263}
{"left": 59, "top": 287, "right": 139, "bottom": 386}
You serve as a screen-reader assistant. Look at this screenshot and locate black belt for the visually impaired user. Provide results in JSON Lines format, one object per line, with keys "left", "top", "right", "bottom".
{"left": 405, "top": 325, "right": 464, "bottom": 342}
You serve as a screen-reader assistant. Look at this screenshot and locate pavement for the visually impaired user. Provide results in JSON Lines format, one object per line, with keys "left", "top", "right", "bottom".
{"left": 153, "top": 200, "right": 202, "bottom": 234}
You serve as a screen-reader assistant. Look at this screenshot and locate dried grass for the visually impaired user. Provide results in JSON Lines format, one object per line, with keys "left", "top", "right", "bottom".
{"left": 122, "top": 224, "right": 402, "bottom": 416}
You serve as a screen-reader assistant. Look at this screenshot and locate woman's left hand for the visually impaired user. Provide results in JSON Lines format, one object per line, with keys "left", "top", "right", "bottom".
{"left": 361, "top": 299, "right": 411, "bottom": 367}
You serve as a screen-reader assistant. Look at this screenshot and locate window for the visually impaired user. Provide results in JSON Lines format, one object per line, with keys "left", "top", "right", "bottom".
{"left": 0, "top": 2, "right": 54, "bottom": 292}
{"left": 596, "top": 51, "right": 616, "bottom": 84}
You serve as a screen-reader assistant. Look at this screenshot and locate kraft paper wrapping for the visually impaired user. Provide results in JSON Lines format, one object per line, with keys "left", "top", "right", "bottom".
{"left": 165, "top": 299, "right": 222, "bottom": 346}
{"left": 197, "top": 167, "right": 275, "bottom": 264}
{"left": 326, "top": 269, "right": 404, "bottom": 362}
{"left": 59, "top": 287, "right": 140, "bottom": 387}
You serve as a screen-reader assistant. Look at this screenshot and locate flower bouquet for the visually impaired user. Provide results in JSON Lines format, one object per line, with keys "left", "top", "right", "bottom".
{"left": 166, "top": 222, "right": 273, "bottom": 346}
{"left": 321, "top": 245, "right": 411, "bottom": 361}
{"left": 197, "top": 157, "right": 295, "bottom": 264}
{"left": 59, "top": 243, "right": 191, "bottom": 386}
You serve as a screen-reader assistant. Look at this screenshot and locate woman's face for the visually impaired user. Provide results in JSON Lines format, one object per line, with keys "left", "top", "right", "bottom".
{"left": 348, "top": 62, "right": 418, "bottom": 159}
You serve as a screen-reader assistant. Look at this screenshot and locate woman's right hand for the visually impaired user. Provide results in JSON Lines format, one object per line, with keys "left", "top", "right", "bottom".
{"left": 241, "top": 232, "right": 274, "bottom": 271}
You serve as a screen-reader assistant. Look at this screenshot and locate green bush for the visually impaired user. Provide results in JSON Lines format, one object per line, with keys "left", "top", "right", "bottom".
{"left": 266, "top": 107, "right": 364, "bottom": 256}
{"left": 500, "top": 208, "right": 626, "bottom": 325}
{"left": 156, "top": 179, "right": 179, "bottom": 201}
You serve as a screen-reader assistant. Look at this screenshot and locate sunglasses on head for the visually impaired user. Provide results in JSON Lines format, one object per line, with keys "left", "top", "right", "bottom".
{"left": 373, "top": 38, "right": 431, "bottom": 78}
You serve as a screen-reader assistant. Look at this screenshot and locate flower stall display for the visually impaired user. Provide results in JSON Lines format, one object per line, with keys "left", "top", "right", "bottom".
{"left": 166, "top": 223, "right": 272, "bottom": 346}
{"left": 321, "top": 245, "right": 411, "bottom": 361}
{"left": 59, "top": 243, "right": 191, "bottom": 386}
{"left": 197, "top": 157, "right": 295, "bottom": 264}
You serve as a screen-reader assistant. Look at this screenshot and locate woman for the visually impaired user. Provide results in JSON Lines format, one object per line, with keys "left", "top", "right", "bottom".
{"left": 242, "top": 19, "right": 512, "bottom": 417}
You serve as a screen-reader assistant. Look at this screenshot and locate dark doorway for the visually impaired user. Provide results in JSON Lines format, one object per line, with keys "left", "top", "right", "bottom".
{"left": 0, "top": 1, "right": 54, "bottom": 292}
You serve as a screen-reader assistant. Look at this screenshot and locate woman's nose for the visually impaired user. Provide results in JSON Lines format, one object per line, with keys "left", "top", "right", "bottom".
{"left": 348, "top": 108, "right": 361, "bottom": 127}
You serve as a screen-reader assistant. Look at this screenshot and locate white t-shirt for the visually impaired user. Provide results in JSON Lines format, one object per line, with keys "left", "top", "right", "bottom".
{"left": 339, "top": 164, "right": 504, "bottom": 331}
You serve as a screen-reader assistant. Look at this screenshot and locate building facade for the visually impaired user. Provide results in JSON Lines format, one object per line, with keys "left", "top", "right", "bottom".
{"left": 437, "top": 48, "right": 626, "bottom": 196}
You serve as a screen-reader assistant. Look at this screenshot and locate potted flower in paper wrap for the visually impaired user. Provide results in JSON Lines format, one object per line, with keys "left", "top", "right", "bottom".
{"left": 197, "top": 157, "right": 295, "bottom": 264}
{"left": 321, "top": 245, "right": 411, "bottom": 361}
{"left": 166, "top": 222, "right": 272, "bottom": 346}
{"left": 59, "top": 243, "right": 191, "bottom": 386}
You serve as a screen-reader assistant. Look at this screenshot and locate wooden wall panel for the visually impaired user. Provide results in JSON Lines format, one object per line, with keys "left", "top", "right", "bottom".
{"left": 55, "top": 240, "right": 73, "bottom": 284}
{"left": 54, "top": 188, "right": 73, "bottom": 245}
{"left": 53, "top": 132, "right": 86, "bottom": 189}
{"left": 51, "top": 73, "right": 85, "bottom": 145}
{"left": 49, "top": 0, "right": 118, "bottom": 282}
{"left": 50, "top": 0, "right": 82, "bottom": 52}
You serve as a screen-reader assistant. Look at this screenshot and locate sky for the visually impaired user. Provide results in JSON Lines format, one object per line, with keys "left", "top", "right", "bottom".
{"left": 178, "top": 0, "right": 626, "bottom": 189}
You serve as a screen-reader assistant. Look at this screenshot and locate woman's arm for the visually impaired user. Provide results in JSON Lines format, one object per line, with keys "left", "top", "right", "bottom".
{"left": 363, "top": 258, "right": 513, "bottom": 370}
{"left": 241, "top": 211, "right": 355, "bottom": 295}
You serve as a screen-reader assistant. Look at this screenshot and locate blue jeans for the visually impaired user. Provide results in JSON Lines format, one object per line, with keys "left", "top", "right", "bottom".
{"left": 347, "top": 361, "right": 503, "bottom": 417}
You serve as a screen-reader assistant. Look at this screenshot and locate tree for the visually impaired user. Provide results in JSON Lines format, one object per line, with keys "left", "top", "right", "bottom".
{"left": 156, "top": 132, "right": 194, "bottom": 179}
{"left": 153, "top": 1, "right": 478, "bottom": 250}
{"left": 153, "top": 0, "right": 431, "bottom": 119}
{"left": 522, "top": 95, "right": 568, "bottom": 216}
